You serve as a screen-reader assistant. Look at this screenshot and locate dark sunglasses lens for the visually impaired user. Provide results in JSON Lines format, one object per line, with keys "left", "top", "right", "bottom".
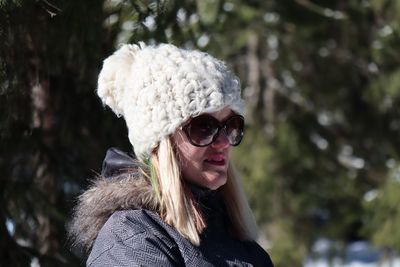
{"left": 225, "top": 116, "right": 244, "bottom": 146}
{"left": 187, "top": 115, "right": 219, "bottom": 146}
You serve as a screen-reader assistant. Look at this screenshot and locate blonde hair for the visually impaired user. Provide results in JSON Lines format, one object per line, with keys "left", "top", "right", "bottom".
{"left": 146, "top": 137, "right": 258, "bottom": 245}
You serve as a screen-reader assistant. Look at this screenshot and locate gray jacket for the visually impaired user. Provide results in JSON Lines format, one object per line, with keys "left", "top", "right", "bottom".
{"left": 69, "top": 148, "right": 273, "bottom": 266}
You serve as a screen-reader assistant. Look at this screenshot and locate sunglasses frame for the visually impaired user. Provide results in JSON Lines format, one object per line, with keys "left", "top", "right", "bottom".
{"left": 182, "top": 114, "right": 244, "bottom": 147}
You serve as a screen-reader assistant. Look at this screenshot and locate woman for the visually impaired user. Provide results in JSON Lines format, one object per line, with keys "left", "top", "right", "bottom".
{"left": 69, "top": 43, "right": 274, "bottom": 266}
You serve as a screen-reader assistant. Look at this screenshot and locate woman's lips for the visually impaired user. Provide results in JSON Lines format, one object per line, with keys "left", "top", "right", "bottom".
{"left": 204, "top": 154, "right": 226, "bottom": 166}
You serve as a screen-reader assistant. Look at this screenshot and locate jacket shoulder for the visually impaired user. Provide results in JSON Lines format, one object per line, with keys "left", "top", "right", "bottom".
{"left": 87, "top": 209, "right": 184, "bottom": 266}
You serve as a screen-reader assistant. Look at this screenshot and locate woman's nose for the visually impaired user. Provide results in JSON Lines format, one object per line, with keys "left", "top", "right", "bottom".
{"left": 210, "top": 129, "right": 230, "bottom": 149}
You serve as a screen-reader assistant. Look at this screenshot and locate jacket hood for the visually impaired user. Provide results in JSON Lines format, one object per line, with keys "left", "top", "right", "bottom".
{"left": 68, "top": 148, "right": 158, "bottom": 252}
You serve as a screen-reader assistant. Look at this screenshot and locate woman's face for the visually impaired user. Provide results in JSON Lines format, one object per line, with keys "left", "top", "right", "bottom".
{"left": 172, "top": 107, "right": 235, "bottom": 190}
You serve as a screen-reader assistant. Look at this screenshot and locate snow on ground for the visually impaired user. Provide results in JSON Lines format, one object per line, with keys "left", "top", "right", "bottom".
{"left": 303, "top": 239, "right": 400, "bottom": 267}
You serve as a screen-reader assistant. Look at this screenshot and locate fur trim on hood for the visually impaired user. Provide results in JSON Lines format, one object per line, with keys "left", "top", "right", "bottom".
{"left": 68, "top": 171, "right": 158, "bottom": 252}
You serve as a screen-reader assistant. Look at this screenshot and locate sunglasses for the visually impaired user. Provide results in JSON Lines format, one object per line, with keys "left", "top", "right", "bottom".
{"left": 182, "top": 114, "right": 244, "bottom": 147}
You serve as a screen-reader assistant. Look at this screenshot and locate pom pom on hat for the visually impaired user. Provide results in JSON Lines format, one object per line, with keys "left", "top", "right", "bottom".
{"left": 97, "top": 44, "right": 142, "bottom": 116}
{"left": 97, "top": 42, "right": 244, "bottom": 160}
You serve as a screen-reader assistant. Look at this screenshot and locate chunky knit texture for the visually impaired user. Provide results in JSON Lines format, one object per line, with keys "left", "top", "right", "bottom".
{"left": 97, "top": 43, "right": 244, "bottom": 160}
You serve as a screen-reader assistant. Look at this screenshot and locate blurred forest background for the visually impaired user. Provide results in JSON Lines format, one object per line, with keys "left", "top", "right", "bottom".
{"left": 1, "top": 0, "right": 400, "bottom": 266}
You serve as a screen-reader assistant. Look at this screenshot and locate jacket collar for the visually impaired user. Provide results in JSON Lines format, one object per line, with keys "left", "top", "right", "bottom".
{"left": 68, "top": 148, "right": 157, "bottom": 251}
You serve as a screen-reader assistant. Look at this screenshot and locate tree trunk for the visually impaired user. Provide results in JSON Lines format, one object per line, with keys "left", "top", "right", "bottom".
{"left": 27, "top": 7, "right": 60, "bottom": 255}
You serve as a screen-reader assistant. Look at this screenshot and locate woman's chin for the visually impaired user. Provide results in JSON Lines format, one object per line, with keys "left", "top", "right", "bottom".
{"left": 202, "top": 172, "right": 227, "bottom": 190}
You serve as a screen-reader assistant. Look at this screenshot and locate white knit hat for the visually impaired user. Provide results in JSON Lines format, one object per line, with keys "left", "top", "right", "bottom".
{"left": 97, "top": 42, "right": 244, "bottom": 160}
